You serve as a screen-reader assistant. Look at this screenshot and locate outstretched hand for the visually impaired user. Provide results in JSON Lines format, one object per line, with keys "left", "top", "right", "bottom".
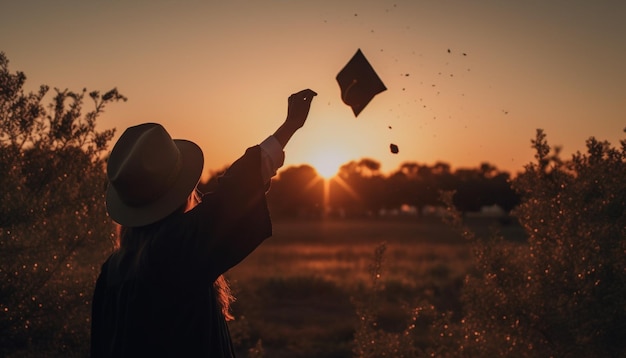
{"left": 273, "top": 89, "right": 317, "bottom": 149}
{"left": 286, "top": 89, "right": 317, "bottom": 129}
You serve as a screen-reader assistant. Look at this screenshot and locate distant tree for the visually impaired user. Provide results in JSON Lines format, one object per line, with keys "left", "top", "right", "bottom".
{"left": 267, "top": 164, "right": 323, "bottom": 218}
{"left": 260, "top": 156, "right": 519, "bottom": 219}
{"left": 451, "top": 162, "right": 519, "bottom": 215}
{"left": 333, "top": 158, "right": 385, "bottom": 216}
{"left": 451, "top": 168, "right": 485, "bottom": 213}
{"left": 488, "top": 171, "right": 520, "bottom": 213}
{"left": 418, "top": 162, "right": 453, "bottom": 208}
{"left": 385, "top": 167, "right": 412, "bottom": 211}
{"left": 386, "top": 162, "right": 448, "bottom": 216}
{"left": 0, "top": 52, "right": 126, "bottom": 356}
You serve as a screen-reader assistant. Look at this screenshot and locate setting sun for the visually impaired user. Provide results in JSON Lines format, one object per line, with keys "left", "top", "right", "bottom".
{"left": 306, "top": 147, "right": 346, "bottom": 179}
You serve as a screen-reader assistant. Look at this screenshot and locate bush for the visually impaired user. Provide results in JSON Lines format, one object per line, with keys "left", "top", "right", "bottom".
{"left": 354, "top": 128, "right": 625, "bottom": 357}
{"left": 0, "top": 52, "right": 125, "bottom": 356}
{"left": 439, "top": 129, "right": 626, "bottom": 357}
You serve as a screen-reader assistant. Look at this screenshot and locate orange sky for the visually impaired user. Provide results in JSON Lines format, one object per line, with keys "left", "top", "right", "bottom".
{"left": 2, "top": 1, "right": 625, "bottom": 177}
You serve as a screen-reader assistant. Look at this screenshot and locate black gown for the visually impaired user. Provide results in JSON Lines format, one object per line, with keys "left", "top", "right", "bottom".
{"left": 91, "top": 146, "right": 272, "bottom": 357}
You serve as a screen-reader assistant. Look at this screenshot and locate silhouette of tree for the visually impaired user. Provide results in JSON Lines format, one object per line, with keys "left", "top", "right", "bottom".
{"left": 258, "top": 157, "right": 519, "bottom": 219}
{"left": 386, "top": 162, "right": 444, "bottom": 216}
{"left": 385, "top": 169, "right": 411, "bottom": 210}
{"left": 488, "top": 171, "right": 519, "bottom": 213}
{"left": 452, "top": 167, "right": 488, "bottom": 213}
{"left": 333, "top": 158, "right": 385, "bottom": 216}
{"left": 267, "top": 164, "right": 323, "bottom": 218}
{"left": 450, "top": 162, "right": 519, "bottom": 215}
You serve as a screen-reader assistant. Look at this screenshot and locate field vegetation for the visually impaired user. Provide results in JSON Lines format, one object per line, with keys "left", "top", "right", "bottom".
{"left": 227, "top": 218, "right": 499, "bottom": 357}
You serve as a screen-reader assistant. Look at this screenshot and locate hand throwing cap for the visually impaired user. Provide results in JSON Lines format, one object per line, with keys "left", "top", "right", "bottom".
{"left": 106, "top": 123, "right": 204, "bottom": 227}
{"left": 336, "top": 49, "right": 387, "bottom": 117}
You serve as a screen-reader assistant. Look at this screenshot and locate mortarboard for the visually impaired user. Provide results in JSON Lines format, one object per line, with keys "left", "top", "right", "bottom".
{"left": 336, "top": 49, "right": 387, "bottom": 117}
{"left": 390, "top": 143, "right": 399, "bottom": 154}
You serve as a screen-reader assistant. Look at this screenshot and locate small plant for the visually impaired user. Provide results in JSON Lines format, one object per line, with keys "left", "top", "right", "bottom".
{"left": 352, "top": 242, "right": 420, "bottom": 357}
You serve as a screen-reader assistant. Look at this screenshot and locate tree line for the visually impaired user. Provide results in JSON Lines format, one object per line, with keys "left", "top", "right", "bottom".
{"left": 200, "top": 159, "right": 520, "bottom": 219}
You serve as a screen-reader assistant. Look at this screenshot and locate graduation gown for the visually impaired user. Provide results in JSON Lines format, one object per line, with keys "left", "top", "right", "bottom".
{"left": 91, "top": 146, "right": 272, "bottom": 357}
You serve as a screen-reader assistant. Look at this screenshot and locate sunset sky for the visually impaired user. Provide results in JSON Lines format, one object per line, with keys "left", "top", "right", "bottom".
{"left": 2, "top": 1, "right": 625, "bottom": 177}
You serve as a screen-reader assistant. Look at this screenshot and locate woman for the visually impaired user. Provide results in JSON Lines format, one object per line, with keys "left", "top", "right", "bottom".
{"left": 91, "top": 89, "right": 317, "bottom": 357}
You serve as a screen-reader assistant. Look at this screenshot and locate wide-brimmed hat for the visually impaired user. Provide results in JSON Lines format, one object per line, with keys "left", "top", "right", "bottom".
{"left": 106, "top": 123, "right": 204, "bottom": 227}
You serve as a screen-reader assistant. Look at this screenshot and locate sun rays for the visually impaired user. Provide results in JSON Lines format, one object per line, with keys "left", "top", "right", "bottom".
{"left": 328, "top": 174, "right": 361, "bottom": 202}
{"left": 301, "top": 168, "right": 362, "bottom": 217}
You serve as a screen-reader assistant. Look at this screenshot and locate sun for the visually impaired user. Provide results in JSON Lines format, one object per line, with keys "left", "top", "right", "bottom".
{"left": 307, "top": 149, "right": 345, "bottom": 179}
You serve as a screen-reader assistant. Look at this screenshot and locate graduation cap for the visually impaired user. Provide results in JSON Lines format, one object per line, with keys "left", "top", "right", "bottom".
{"left": 390, "top": 143, "right": 399, "bottom": 154}
{"left": 336, "top": 49, "right": 387, "bottom": 117}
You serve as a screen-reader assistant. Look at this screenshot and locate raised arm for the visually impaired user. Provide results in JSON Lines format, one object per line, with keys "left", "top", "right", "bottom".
{"left": 272, "top": 89, "right": 317, "bottom": 149}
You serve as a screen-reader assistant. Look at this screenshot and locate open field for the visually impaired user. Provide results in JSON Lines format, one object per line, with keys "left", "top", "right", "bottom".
{"left": 227, "top": 217, "right": 526, "bottom": 357}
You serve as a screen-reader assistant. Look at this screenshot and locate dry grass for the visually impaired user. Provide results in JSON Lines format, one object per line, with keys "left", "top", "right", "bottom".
{"left": 227, "top": 217, "right": 521, "bottom": 357}
{"left": 230, "top": 218, "right": 473, "bottom": 286}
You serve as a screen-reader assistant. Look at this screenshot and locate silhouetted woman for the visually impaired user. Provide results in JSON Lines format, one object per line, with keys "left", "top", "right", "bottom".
{"left": 91, "top": 89, "right": 316, "bottom": 357}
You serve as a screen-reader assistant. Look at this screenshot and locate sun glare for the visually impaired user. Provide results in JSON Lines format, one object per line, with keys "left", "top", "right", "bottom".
{"left": 308, "top": 150, "right": 344, "bottom": 179}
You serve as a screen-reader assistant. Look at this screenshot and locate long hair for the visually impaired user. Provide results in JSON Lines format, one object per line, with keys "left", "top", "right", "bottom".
{"left": 115, "top": 202, "right": 235, "bottom": 321}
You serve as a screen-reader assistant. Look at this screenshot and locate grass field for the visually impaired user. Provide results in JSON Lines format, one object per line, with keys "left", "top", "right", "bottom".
{"left": 226, "top": 217, "right": 525, "bottom": 357}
